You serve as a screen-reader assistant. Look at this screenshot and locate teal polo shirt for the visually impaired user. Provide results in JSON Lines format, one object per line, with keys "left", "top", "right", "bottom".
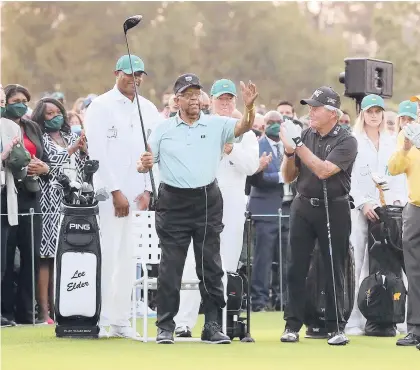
{"left": 148, "top": 113, "right": 240, "bottom": 188}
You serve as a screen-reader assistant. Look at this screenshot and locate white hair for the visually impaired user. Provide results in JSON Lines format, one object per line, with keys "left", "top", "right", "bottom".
{"left": 324, "top": 105, "right": 343, "bottom": 120}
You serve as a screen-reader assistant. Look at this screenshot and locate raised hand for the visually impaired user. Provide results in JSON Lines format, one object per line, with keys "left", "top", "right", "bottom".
{"left": 240, "top": 80, "right": 258, "bottom": 109}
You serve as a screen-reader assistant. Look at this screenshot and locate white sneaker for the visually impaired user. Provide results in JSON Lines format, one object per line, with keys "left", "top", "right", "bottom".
{"left": 98, "top": 326, "right": 109, "bottom": 339}
{"left": 109, "top": 325, "right": 141, "bottom": 339}
{"left": 345, "top": 326, "right": 364, "bottom": 336}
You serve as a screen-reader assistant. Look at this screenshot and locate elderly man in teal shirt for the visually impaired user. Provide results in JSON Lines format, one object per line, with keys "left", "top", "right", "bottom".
{"left": 138, "top": 73, "right": 258, "bottom": 344}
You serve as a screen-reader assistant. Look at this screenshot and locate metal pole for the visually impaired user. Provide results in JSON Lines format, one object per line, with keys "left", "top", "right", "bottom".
{"left": 278, "top": 208, "right": 283, "bottom": 312}
{"left": 30, "top": 208, "right": 35, "bottom": 326}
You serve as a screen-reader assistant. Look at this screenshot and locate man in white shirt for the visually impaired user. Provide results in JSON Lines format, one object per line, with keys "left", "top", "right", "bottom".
{"left": 174, "top": 79, "right": 259, "bottom": 337}
{"left": 84, "top": 54, "right": 160, "bottom": 339}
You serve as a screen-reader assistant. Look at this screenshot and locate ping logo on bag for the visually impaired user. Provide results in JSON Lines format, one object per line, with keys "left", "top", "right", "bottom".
{"left": 69, "top": 223, "right": 91, "bottom": 231}
{"left": 66, "top": 219, "right": 93, "bottom": 233}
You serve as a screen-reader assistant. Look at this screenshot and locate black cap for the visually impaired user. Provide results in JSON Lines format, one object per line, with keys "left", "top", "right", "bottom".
{"left": 300, "top": 86, "right": 341, "bottom": 109}
{"left": 173, "top": 73, "right": 203, "bottom": 94}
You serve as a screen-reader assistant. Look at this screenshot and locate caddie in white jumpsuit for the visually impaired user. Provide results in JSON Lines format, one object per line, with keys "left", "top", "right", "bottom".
{"left": 85, "top": 55, "right": 160, "bottom": 339}
{"left": 346, "top": 95, "right": 407, "bottom": 336}
{"left": 174, "top": 79, "right": 259, "bottom": 336}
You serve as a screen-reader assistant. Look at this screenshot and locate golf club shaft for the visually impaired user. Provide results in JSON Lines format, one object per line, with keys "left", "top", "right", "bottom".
{"left": 246, "top": 212, "right": 252, "bottom": 336}
{"left": 322, "top": 180, "right": 341, "bottom": 334}
{"left": 124, "top": 32, "right": 158, "bottom": 209}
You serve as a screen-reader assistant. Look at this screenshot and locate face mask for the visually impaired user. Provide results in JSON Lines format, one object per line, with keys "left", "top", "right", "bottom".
{"left": 341, "top": 124, "right": 351, "bottom": 131}
{"left": 265, "top": 123, "right": 281, "bottom": 138}
{"left": 169, "top": 111, "right": 177, "bottom": 118}
{"left": 44, "top": 114, "right": 64, "bottom": 132}
{"left": 202, "top": 109, "right": 210, "bottom": 115}
{"left": 71, "top": 125, "right": 82, "bottom": 136}
{"left": 5, "top": 102, "right": 27, "bottom": 119}
{"left": 0, "top": 107, "right": 5, "bottom": 117}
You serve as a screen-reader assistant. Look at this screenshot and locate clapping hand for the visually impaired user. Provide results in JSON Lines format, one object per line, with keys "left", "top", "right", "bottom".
{"left": 280, "top": 120, "right": 302, "bottom": 153}
{"left": 27, "top": 156, "right": 49, "bottom": 176}
{"left": 403, "top": 123, "right": 420, "bottom": 149}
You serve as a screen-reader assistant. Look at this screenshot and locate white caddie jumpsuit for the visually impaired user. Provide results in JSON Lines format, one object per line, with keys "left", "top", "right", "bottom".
{"left": 347, "top": 130, "right": 408, "bottom": 332}
{"left": 174, "top": 130, "right": 260, "bottom": 330}
{"left": 84, "top": 86, "right": 160, "bottom": 327}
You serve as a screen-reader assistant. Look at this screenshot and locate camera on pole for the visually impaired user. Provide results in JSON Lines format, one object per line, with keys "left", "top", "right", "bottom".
{"left": 338, "top": 58, "right": 393, "bottom": 114}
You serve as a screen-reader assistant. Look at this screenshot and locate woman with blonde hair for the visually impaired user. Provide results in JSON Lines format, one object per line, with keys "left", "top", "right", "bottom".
{"left": 346, "top": 94, "right": 407, "bottom": 337}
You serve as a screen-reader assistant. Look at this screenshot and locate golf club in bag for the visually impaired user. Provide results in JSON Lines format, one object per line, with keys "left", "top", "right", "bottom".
{"left": 323, "top": 180, "right": 349, "bottom": 346}
{"left": 54, "top": 160, "right": 108, "bottom": 338}
{"left": 123, "top": 15, "right": 158, "bottom": 210}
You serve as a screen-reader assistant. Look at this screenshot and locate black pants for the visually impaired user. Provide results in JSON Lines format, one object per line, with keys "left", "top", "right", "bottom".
{"left": 284, "top": 195, "right": 350, "bottom": 333}
{"left": 1, "top": 187, "right": 41, "bottom": 323}
{"left": 155, "top": 181, "right": 225, "bottom": 332}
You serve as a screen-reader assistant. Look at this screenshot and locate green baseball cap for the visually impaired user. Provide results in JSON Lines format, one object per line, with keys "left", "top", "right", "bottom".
{"left": 210, "top": 79, "right": 237, "bottom": 98}
{"left": 115, "top": 55, "right": 147, "bottom": 75}
{"left": 5, "top": 142, "right": 31, "bottom": 180}
{"left": 361, "top": 94, "right": 385, "bottom": 111}
{"left": 397, "top": 100, "right": 418, "bottom": 120}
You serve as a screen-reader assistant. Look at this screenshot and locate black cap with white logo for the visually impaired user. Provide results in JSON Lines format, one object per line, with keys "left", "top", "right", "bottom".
{"left": 300, "top": 86, "right": 341, "bottom": 109}
{"left": 173, "top": 73, "right": 203, "bottom": 94}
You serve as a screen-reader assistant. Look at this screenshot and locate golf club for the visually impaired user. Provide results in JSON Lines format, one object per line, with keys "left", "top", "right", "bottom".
{"left": 94, "top": 188, "right": 110, "bottom": 202}
{"left": 323, "top": 180, "right": 349, "bottom": 346}
{"left": 241, "top": 211, "right": 255, "bottom": 343}
{"left": 123, "top": 14, "right": 158, "bottom": 210}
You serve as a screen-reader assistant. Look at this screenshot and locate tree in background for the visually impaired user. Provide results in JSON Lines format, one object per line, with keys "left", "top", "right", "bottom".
{"left": 1, "top": 1, "right": 419, "bottom": 117}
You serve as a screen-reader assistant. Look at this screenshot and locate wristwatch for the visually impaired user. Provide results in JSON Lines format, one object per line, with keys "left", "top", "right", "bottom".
{"left": 284, "top": 150, "right": 295, "bottom": 158}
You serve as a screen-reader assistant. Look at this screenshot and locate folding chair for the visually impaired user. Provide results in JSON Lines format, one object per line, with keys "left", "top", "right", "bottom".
{"left": 130, "top": 211, "right": 227, "bottom": 342}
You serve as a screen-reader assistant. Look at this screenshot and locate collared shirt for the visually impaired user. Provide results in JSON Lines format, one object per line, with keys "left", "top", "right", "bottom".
{"left": 295, "top": 124, "right": 358, "bottom": 198}
{"left": 388, "top": 131, "right": 420, "bottom": 206}
{"left": 148, "top": 112, "right": 239, "bottom": 188}
{"left": 85, "top": 86, "right": 160, "bottom": 199}
{"left": 350, "top": 130, "right": 407, "bottom": 209}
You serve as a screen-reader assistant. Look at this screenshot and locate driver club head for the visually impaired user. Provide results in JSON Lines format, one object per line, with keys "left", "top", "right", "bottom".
{"left": 327, "top": 333, "right": 349, "bottom": 346}
{"left": 123, "top": 15, "right": 143, "bottom": 34}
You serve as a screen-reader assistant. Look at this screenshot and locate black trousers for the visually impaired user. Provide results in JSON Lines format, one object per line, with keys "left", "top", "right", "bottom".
{"left": 284, "top": 195, "right": 350, "bottom": 332}
{"left": 1, "top": 187, "right": 41, "bottom": 323}
{"left": 155, "top": 181, "right": 225, "bottom": 332}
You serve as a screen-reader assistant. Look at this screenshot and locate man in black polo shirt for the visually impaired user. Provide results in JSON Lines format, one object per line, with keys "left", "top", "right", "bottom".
{"left": 278, "top": 86, "right": 357, "bottom": 344}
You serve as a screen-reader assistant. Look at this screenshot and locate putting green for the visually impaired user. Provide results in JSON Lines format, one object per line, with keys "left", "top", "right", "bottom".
{"left": 1, "top": 312, "right": 417, "bottom": 370}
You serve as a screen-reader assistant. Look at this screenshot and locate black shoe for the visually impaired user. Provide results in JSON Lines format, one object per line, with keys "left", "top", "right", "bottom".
{"left": 201, "top": 322, "right": 231, "bottom": 344}
{"left": 281, "top": 329, "right": 299, "bottom": 343}
{"left": 416, "top": 342, "right": 420, "bottom": 350}
{"left": 1, "top": 316, "right": 16, "bottom": 327}
{"left": 156, "top": 328, "right": 174, "bottom": 344}
{"left": 252, "top": 305, "right": 267, "bottom": 313}
{"left": 396, "top": 333, "right": 420, "bottom": 346}
{"left": 175, "top": 326, "right": 192, "bottom": 338}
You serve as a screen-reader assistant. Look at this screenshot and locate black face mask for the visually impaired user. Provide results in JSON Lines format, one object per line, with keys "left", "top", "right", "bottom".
{"left": 202, "top": 109, "right": 211, "bottom": 115}
{"left": 169, "top": 111, "right": 177, "bottom": 117}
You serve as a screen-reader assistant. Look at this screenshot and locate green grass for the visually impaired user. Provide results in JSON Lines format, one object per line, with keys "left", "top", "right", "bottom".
{"left": 1, "top": 312, "right": 418, "bottom": 370}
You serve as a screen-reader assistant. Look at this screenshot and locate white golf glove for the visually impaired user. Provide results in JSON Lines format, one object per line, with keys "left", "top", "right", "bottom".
{"left": 403, "top": 123, "right": 420, "bottom": 149}
{"left": 281, "top": 119, "right": 303, "bottom": 150}
{"left": 371, "top": 172, "right": 389, "bottom": 191}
